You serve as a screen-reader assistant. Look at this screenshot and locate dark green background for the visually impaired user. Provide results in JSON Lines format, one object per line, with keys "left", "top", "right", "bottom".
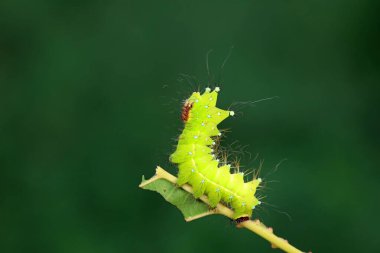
{"left": 1, "top": 1, "right": 379, "bottom": 252}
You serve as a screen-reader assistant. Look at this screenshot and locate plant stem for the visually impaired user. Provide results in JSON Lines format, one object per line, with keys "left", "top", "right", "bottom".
{"left": 149, "top": 166, "right": 305, "bottom": 253}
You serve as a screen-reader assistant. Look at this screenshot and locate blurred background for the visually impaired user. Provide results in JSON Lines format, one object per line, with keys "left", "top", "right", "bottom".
{"left": 1, "top": 0, "right": 379, "bottom": 252}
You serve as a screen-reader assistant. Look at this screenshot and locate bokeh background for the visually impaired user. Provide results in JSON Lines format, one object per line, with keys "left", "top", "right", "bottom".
{"left": 1, "top": 1, "right": 379, "bottom": 252}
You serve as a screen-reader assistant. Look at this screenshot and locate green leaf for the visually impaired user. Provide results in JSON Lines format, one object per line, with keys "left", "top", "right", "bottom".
{"left": 140, "top": 176, "right": 212, "bottom": 221}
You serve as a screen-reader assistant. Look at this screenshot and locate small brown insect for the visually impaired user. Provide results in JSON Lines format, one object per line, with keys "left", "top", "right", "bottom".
{"left": 181, "top": 101, "right": 193, "bottom": 122}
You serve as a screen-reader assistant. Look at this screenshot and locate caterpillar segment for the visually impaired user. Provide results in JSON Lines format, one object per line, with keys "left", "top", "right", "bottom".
{"left": 170, "top": 87, "right": 261, "bottom": 219}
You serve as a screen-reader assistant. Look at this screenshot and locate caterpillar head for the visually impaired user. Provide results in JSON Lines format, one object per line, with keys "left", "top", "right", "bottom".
{"left": 182, "top": 87, "right": 234, "bottom": 125}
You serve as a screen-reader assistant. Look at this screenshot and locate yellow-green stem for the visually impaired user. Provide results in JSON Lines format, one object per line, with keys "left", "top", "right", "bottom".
{"left": 140, "top": 166, "right": 305, "bottom": 253}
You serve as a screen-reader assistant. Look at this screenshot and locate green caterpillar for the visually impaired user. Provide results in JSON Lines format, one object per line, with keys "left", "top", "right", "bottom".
{"left": 170, "top": 87, "right": 261, "bottom": 219}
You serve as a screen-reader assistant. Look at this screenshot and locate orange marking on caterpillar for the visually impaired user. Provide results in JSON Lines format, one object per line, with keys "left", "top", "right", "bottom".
{"left": 181, "top": 101, "right": 193, "bottom": 122}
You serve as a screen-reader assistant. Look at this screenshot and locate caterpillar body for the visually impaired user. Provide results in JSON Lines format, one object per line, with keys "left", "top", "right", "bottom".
{"left": 170, "top": 87, "right": 261, "bottom": 219}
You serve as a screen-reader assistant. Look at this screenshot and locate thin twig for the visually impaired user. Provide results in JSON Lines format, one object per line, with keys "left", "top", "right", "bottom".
{"left": 140, "top": 166, "right": 305, "bottom": 253}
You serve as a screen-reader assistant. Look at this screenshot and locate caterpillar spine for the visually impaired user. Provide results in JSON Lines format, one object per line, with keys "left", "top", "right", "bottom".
{"left": 170, "top": 87, "right": 261, "bottom": 219}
